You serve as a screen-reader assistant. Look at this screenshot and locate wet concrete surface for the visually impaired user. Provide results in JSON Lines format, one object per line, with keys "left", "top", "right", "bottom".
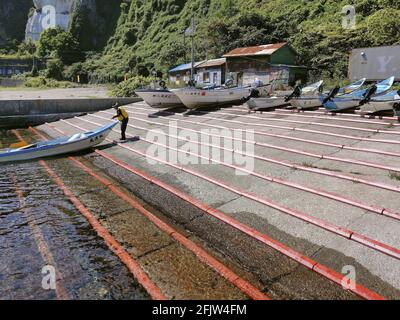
{"left": 1, "top": 131, "right": 256, "bottom": 300}
{"left": 13, "top": 100, "right": 400, "bottom": 299}
{"left": 0, "top": 152, "right": 149, "bottom": 299}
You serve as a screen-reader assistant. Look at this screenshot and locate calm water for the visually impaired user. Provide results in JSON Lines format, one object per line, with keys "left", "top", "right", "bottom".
{"left": 0, "top": 130, "right": 148, "bottom": 300}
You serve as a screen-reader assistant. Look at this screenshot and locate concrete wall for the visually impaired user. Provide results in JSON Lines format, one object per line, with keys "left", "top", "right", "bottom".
{"left": 349, "top": 46, "right": 400, "bottom": 81}
{"left": 0, "top": 97, "right": 141, "bottom": 129}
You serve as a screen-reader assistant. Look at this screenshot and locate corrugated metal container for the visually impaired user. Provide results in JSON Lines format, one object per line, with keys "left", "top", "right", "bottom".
{"left": 349, "top": 45, "right": 400, "bottom": 81}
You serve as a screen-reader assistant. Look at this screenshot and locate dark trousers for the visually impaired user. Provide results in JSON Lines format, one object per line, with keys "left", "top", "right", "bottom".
{"left": 120, "top": 118, "right": 129, "bottom": 140}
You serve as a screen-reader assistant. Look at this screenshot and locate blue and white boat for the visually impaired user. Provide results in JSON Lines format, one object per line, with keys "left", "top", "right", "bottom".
{"left": 360, "top": 89, "right": 400, "bottom": 116}
{"left": 322, "top": 76, "right": 395, "bottom": 113}
{"left": 290, "top": 79, "right": 366, "bottom": 111}
{"left": 0, "top": 122, "right": 117, "bottom": 163}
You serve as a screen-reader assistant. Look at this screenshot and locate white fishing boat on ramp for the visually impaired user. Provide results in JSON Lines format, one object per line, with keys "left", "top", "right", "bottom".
{"left": 0, "top": 122, "right": 117, "bottom": 163}
{"left": 174, "top": 83, "right": 270, "bottom": 109}
{"left": 135, "top": 88, "right": 184, "bottom": 109}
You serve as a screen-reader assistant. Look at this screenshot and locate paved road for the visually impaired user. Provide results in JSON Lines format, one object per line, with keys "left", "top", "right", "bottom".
{"left": 0, "top": 87, "right": 110, "bottom": 100}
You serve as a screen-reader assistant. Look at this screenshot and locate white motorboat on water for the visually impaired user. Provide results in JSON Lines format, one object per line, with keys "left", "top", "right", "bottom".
{"left": 174, "top": 83, "right": 271, "bottom": 109}
{"left": 0, "top": 122, "right": 117, "bottom": 163}
{"left": 134, "top": 87, "right": 184, "bottom": 109}
{"left": 290, "top": 78, "right": 366, "bottom": 111}
{"left": 360, "top": 89, "right": 400, "bottom": 116}
{"left": 322, "top": 76, "right": 395, "bottom": 113}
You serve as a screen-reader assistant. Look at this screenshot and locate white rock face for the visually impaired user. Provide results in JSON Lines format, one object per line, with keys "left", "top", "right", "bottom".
{"left": 25, "top": 0, "right": 76, "bottom": 41}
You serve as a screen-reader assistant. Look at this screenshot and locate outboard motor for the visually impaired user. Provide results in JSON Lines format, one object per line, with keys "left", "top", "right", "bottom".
{"left": 224, "top": 79, "right": 234, "bottom": 88}
{"left": 284, "top": 85, "right": 301, "bottom": 102}
{"left": 359, "top": 84, "right": 377, "bottom": 105}
{"left": 323, "top": 85, "right": 340, "bottom": 104}
{"left": 250, "top": 88, "right": 260, "bottom": 98}
{"left": 159, "top": 81, "right": 167, "bottom": 90}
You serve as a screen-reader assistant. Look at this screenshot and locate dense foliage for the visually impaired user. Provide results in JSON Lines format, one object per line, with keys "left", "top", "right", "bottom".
{"left": 2, "top": 0, "right": 399, "bottom": 90}
{"left": 84, "top": 0, "right": 400, "bottom": 83}
{"left": 111, "top": 76, "right": 153, "bottom": 97}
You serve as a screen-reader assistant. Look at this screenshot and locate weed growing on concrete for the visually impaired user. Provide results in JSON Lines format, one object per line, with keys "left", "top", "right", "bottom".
{"left": 389, "top": 172, "right": 400, "bottom": 181}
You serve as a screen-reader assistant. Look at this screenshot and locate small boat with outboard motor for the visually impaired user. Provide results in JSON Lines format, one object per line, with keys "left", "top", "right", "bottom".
{"left": 0, "top": 122, "right": 117, "bottom": 163}
{"left": 321, "top": 76, "right": 395, "bottom": 113}
{"left": 287, "top": 80, "right": 324, "bottom": 111}
{"left": 359, "top": 89, "right": 400, "bottom": 117}
{"left": 246, "top": 78, "right": 294, "bottom": 112}
{"left": 289, "top": 79, "right": 366, "bottom": 111}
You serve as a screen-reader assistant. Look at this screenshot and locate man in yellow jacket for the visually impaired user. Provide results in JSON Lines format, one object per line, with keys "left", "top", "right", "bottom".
{"left": 111, "top": 102, "right": 129, "bottom": 141}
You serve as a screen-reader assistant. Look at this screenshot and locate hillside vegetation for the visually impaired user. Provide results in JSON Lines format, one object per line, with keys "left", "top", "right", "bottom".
{"left": 1, "top": 0, "right": 399, "bottom": 86}
{"left": 83, "top": 0, "right": 400, "bottom": 83}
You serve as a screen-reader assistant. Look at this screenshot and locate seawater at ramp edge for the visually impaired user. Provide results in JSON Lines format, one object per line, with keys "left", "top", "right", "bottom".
{"left": 0, "top": 129, "right": 149, "bottom": 299}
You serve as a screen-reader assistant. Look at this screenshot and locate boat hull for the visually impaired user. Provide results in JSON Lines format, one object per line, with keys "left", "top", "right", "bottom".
{"left": 323, "top": 98, "right": 361, "bottom": 112}
{"left": 247, "top": 97, "right": 289, "bottom": 111}
{"left": 360, "top": 100, "right": 399, "bottom": 115}
{"left": 174, "top": 86, "right": 270, "bottom": 109}
{"left": 135, "top": 89, "right": 184, "bottom": 109}
{"left": 290, "top": 95, "right": 322, "bottom": 110}
{"left": 0, "top": 123, "right": 117, "bottom": 163}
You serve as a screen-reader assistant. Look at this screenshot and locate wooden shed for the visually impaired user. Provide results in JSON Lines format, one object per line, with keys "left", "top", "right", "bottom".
{"left": 223, "top": 43, "right": 307, "bottom": 86}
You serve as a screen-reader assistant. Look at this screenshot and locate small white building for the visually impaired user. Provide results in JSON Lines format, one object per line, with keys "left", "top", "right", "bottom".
{"left": 195, "top": 58, "right": 226, "bottom": 86}
{"left": 349, "top": 45, "right": 400, "bottom": 81}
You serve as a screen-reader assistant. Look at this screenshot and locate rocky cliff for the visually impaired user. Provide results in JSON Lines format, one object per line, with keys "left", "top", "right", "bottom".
{"left": 26, "top": 0, "right": 76, "bottom": 41}
{"left": 25, "top": 0, "right": 121, "bottom": 50}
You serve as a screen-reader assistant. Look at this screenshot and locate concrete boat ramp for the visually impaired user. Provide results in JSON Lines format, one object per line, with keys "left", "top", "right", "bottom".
{"left": 28, "top": 101, "right": 400, "bottom": 299}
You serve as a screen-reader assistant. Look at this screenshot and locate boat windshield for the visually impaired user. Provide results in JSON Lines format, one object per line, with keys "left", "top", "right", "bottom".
{"left": 302, "top": 80, "right": 323, "bottom": 94}
{"left": 341, "top": 78, "right": 366, "bottom": 94}
{"left": 376, "top": 76, "right": 395, "bottom": 94}
{"left": 18, "top": 144, "right": 38, "bottom": 150}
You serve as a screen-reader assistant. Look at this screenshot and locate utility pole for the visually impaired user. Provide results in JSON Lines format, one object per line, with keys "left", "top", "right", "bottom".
{"left": 190, "top": 16, "right": 195, "bottom": 85}
{"left": 185, "top": 15, "right": 196, "bottom": 86}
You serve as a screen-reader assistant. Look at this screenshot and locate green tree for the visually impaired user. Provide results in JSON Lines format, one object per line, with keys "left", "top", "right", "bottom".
{"left": 69, "top": 4, "right": 95, "bottom": 51}
{"left": 37, "top": 27, "right": 84, "bottom": 65}
{"left": 367, "top": 9, "right": 400, "bottom": 45}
